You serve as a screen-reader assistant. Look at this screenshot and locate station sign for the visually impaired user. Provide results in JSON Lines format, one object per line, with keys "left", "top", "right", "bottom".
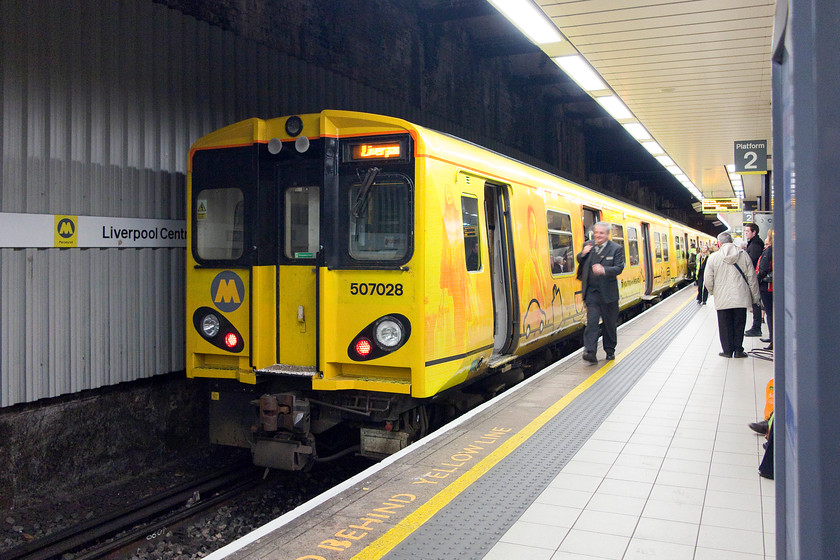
{"left": 734, "top": 140, "right": 768, "bottom": 174}
{"left": 702, "top": 198, "right": 742, "bottom": 214}
{"left": 0, "top": 212, "right": 186, "bottom": 248}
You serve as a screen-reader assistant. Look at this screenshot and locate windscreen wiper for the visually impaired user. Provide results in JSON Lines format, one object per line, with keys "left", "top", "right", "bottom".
{"left": 351, "top": 167, "right": 381, "bottom": 218}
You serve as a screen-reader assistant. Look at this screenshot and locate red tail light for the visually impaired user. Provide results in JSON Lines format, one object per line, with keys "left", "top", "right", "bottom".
{"left": 224, "top": 333, "right": 239, "bottom": 348}
{"left": 355, "top": 338, "right": 372, "bottom": 357}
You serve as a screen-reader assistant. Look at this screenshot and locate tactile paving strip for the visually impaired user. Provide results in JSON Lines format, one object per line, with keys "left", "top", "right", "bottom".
{"left": 382, "top": 302, "right": 700, "bottom": 560}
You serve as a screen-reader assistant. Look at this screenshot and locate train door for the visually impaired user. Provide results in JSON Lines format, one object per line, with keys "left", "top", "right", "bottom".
{"left": 582, "top": 207, "right": 600, "bottom": 239}
{"left": 252, "top": 163, "right": 321, "bottom": 374}
{"left": 484, "top": 182, "right": 518, "bottom": 355}
{"left": 641, "top": 222, "right": 654, "bottom": 295}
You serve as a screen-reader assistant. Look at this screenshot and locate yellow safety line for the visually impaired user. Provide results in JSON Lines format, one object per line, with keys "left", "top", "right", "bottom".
{"left": 352, "top": 293, "right": 694, "bottom": 560}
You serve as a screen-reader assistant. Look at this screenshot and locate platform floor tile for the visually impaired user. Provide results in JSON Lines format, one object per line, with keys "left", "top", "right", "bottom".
{"left": 483, "top": 295, "right": 775, "bottom": 560}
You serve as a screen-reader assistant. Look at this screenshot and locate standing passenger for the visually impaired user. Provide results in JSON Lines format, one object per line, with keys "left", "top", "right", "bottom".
{"left": 687, "top": 249, "right": 697, "bottom": 282}
{"left": 576, "top": 222, "right": 625, "bottom": 362}
{"left": 704, "top": 232, "right": 760, "bottom": 358}
{"left": 757, "top": 229, "right": 774, "bottom": 350}
{"left": 743, "top": 223, "right": 765, "bottom": 337}
{"left": 696, "top": 245, "right": 710, "bottom": 304}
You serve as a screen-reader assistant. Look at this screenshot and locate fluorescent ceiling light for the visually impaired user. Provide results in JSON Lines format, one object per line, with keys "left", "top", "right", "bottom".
{"left": 674, "top": 173, "right": 689, "bottom": 182}
{"left": 553, "top": 55, "right": 606, "bottom": 91}
{"left": 655, "top": 155, "right": 675, "bottom": 167}
{"left": 596, "top": 95, "right": 632, "bottom": 120}
{"left": 623, "top": 123, "right": 651, "bottom": 140}
{"left": 487, "top": 0, "right": 563, "bottom": 45}
{"left": 641, "top": 141, "right": 664, "bottom": 155}
{"left": 665, "top": 165, "right": 680, "bottom": 174}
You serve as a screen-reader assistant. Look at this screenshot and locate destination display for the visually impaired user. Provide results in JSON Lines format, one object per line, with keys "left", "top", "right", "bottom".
{"left": 701, "top": 198, "right": 742, "bottom": 214}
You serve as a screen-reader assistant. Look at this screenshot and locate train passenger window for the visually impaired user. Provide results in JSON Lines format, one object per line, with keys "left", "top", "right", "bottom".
{"left": 610, "top": 224, "right": 625, "bottom": 249}
{"left": 461, "top": 195, "right": 481, "bottom": 272}
{"left": 582, "top": 208, "right": 599, "bottom": 240}
{"left": 663, "top": 234, "right": 669, "bottom": 261}
{"left": 674, "top": 236, "right": 682, "bottom": 259}
{"left": 547, "top": 210, "right": 574, "bottom": 275}
{"left": 627, "top": 227, "right": 640, "bottom": 266}
{"left": 285, "top": 187, "right": 320, "bottom": 259}
{"left": 348, "top": 174, "right": 411, "bottom": 261}
{"left": 690, "top": 238, "right": 697, "bottom": 250}
{"left": 195, "top": 188, "right": 245, "bottom": 260}
{"left": 654, "top": 232, "right": 662, "bottom": 262}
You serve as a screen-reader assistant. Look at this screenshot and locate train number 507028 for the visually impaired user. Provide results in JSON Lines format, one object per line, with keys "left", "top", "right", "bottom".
{"left": 349, "top": 282, "right": 404, "bottom": 296}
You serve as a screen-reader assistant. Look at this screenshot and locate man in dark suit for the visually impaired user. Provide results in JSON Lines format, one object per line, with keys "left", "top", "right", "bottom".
{"left": 743, "top": 222, "right": 765, "bottom": 337}
{"left": 576, "top": 222, "right": 626, "bottom": 362}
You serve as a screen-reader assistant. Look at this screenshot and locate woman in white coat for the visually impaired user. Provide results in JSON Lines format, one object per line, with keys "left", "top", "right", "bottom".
{"left": 704, "top": 231, "right": 761, "bottom": 358}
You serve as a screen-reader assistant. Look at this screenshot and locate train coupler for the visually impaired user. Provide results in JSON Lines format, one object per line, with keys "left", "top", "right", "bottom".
{"left": 252, "top": 393, "right": 311, "bottom": 434}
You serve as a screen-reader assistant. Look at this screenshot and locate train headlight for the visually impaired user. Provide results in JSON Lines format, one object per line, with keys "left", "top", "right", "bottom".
{"left": 201, "top": 314, "right": 220, "bottom": 338}
{"left": 374, "top": 317, "right": 404, "bottom": 350}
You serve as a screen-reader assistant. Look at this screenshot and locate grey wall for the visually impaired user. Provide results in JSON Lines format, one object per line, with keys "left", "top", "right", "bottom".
{"left": 772, "top": 0, "right": 840, "bottom": 557}
{"left": 1, "top": 0, "right": 193, "bottom": 406}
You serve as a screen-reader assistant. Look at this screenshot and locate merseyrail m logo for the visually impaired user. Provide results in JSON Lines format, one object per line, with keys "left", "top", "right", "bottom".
{"left": 54, "top": 215, "right": 78, "bottom": 247}
{"left": 210, "top": 271, "right": 245, "bottom": 312}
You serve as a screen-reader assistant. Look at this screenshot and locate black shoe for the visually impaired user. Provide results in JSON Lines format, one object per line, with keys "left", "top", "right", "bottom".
{"left": 759, "top": 469, "right": 774, "bottom": 480}
{"left": 733, "top": 351, "right": 749, "bottom": 358}
{"left": 744, "top": 328, "right": 762, "bottom": 337}
{"left": 606, "top": 353, "right": 615, "bottom": 360}
{"left": 764, "top": 344, "right": 773, "bottom": 350}
{"left": 718, "top": 352, "right": 731, "bottom": 358}
{"left": 760, "top": 337, "right": 771, "bottom": 343}
{"left": 701, "top": 301, "right": 707, "bottom": 305}
{"left": 582, "top": 353, "right": 597, "bottom": 363}
{"left": 749, "top": 420, "right": 769, "bottom": 435}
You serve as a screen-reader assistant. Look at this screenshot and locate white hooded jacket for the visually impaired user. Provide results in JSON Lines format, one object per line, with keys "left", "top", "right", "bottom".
{"left": 704, "top": 242, "right": 760, "bottom": 310}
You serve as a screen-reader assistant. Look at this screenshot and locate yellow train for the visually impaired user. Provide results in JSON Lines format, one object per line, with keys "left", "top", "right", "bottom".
{"left": 186, "top": 110, "right": 714, "bottom": 470}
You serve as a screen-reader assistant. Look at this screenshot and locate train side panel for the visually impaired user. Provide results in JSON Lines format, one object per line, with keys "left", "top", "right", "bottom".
{"left": 419, "top": 156, "right": 496, "bottom": 396}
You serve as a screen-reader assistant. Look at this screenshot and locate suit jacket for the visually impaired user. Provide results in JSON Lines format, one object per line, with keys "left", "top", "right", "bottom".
{"left": 576, "top": 240, "right": 625, "bottom": 303}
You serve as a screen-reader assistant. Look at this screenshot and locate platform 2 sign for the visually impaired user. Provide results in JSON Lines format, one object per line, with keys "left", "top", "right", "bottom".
{"left": 734, "top": 140, "right": 768, "bottom": 174}
{"left": 1, "top": 212, "right": 186, "bottom": 248}
{"left": 702, "top": 198, "right": 742, "bottom": 214}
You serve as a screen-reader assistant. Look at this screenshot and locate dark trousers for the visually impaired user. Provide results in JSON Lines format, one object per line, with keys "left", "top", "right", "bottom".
{"left": 750, "top": 303, "right": 763, "bottom": 330}
{"left": 584, "top": 293, "right": 619, "bottom": 355}
{"left": 759, "top": 418, "right": 774, "bottom": 479}
{"left": 760, "top": 290, "right": 773, "bottom": 340}
{"left": 697, "top": 282, "right": 708, "bottom": 303}
{"left": 696, "top": 270, "right": 708, "bottom": 302}
{"left": 716, "top": 308, "right": 747, "bottom": 356}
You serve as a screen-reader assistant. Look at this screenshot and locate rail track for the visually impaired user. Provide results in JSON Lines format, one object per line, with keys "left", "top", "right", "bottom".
{"left": 5, "top": 462, "right": 261, "bottom": 560}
